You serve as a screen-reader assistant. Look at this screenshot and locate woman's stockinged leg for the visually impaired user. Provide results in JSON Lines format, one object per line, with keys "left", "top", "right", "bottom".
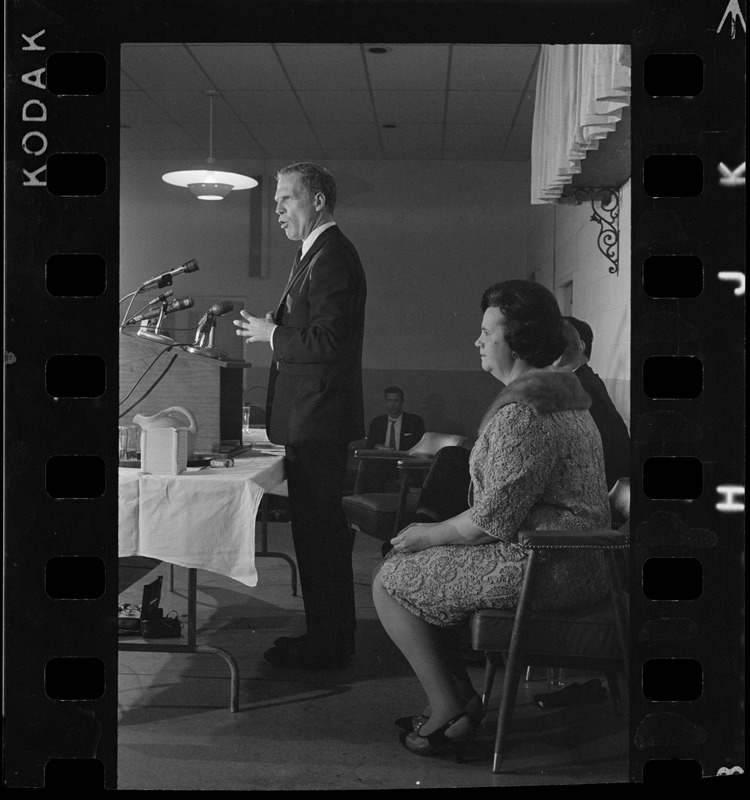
{"left": 437, "top": 625, "right": 478, "bottom": 703}
{"left": 373, "top": 575, "right": 466, "bottom": 736}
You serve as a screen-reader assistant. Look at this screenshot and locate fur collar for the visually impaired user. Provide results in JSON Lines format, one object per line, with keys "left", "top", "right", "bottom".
{"left": 478, "top": 368, "right": 591, "bottom": 435}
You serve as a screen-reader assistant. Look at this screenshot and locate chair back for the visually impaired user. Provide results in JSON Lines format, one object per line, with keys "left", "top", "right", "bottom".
{"left": 407, "top": 431, "right": 466, "bottom": 457}
{"left": 609, "top": 477, "right": 630, "bottom": 531}
{"left": 344, "top": 433, "right": 466, "bottom": 544}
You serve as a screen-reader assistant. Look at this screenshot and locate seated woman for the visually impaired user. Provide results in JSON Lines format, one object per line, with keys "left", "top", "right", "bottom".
{"left": 372, "top": 279, "right": 610, "bottom": 759}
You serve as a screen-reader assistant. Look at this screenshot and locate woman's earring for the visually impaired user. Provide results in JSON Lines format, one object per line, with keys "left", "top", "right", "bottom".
{"left": 511, "top": 352, "right": 518, "bottom": 361}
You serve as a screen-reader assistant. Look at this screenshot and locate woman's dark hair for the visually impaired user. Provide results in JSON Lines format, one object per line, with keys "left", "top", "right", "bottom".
{"left": 480, "top": 280, "right": 566, "bottom": 368}
{"left": 277, "top": 162, "right": 337, "bottom": 212}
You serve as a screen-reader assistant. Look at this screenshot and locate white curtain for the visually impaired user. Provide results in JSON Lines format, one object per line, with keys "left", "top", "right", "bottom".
{"left": 531, "top": 44, "right": 631, "bottom": 204}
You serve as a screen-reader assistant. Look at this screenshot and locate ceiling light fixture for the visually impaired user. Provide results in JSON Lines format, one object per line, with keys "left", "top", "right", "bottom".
{"left": 161, "top": 90, "right": 258, "bottom": 201}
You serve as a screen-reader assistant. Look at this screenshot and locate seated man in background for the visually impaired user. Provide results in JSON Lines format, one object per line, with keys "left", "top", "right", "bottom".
{"left": 555, "top": 319, "right": 631, "bottom": 490}
{"left": 363, "top": 386, "right": 426, "bottom": 492}
{"left": 565, "top": 316, "right": 595, "bottom": 364}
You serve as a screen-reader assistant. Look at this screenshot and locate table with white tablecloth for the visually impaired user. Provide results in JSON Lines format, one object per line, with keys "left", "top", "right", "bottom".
{"left": 118, "top": 446, "right": 289, "bottom": 712}
{"left": 119, "top": 449, "right": 285, "bottom": 587}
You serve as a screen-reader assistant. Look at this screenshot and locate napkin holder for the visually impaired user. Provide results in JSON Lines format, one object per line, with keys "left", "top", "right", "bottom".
{"left": 140, "top": 428, "right": 188, "bottom": 474}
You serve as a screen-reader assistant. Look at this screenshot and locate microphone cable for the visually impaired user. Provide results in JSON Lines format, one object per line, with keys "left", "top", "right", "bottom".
{"left": 118, "top": 344, "right": 175, "bottom": 414}
{"left": 119, "top": 291, "right": 140, "bottom": 328}
{"left": 119, "top": 292, "right": 173, "bottom": 330}
{"left": 117, "top": 341, "right": 193, "bottom": 419}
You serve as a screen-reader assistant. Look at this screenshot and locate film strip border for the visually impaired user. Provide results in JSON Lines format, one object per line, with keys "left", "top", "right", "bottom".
{"left": 3, "top": 0, "right": 745, "bottom": 789}
{"left": 5, "top": 3, "right": 121, "bottom": 792}
{"left": 630, "top": 0, "right": 745, "bottom": 782}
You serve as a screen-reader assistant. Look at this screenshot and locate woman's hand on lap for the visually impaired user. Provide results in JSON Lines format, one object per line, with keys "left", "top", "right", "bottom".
{"left": 390, "top": 523, "right": 434, "bottom": 553}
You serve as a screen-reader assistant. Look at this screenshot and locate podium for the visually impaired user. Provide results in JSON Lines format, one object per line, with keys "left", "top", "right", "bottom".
{"left": 119, "top": 330, "right": 251, "bottom": 453}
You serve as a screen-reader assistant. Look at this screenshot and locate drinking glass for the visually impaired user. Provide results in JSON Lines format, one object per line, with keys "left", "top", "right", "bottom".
{"left": 547, "top": 667, "right": 564, "bottom": 688}
{"left": 119, "top": 424, "right": 141, "bottom": 461}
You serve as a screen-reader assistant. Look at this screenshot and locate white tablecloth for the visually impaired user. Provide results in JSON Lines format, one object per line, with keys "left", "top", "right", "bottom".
{"left": 119, "top": 449, "right": 285, "bottom": 587}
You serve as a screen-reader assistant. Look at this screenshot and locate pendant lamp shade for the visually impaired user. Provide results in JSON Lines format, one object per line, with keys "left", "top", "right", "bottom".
{"left": 161, "top": 91, "right": 258, "bottom": 200}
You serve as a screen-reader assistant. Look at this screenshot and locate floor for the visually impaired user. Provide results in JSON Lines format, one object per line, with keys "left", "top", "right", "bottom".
{"left": 117, "top": 523, "right": 630, "bottom": 790}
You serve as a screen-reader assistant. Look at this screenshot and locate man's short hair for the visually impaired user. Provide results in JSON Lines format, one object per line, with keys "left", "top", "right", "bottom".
{"left": 277, "top": 162, "right": 337, "bottom": 212}
{"left": 384, "top": 386, "right": 404, "bottom": 400}
{"left": 557, "top": 320, "right": 584, "bottom": 368}
{"left": 564, "top": 316, "right": 593, "bottom": 359}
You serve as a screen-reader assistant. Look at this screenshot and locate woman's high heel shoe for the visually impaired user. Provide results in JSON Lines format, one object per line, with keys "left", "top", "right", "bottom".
{"left": 399, "top": 711, "right": 475, "bottom": 761}
{"left": 394, "top": 712, "right": 428, "bottom": 734}
{"left": 395, "top": 692, "right": 484, "bottom": 733}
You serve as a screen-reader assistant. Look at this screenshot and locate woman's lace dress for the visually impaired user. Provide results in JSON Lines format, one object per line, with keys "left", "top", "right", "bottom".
{"left": 377, "top": 400, "right": 611, "bottom": 627}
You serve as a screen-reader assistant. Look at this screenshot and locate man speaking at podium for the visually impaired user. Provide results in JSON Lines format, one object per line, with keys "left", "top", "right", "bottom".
{"left": 234, "top": 163, "right": 366, "bottom": 669}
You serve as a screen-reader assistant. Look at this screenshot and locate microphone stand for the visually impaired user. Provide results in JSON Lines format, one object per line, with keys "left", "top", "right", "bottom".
{"left": 137, "top": 274, "right": 174, "bottom": 294}
{"left": 183, "top": 315, "right": 227, "bottom": 360}
{"left": 135, "top": 299, "right": 175, "bottom": 344}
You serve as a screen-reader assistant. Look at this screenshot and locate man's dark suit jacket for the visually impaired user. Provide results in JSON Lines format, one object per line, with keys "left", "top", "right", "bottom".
{"left": 366, "top": 411, "right": 426, "bottom": 451}
{"left": 265, "top": 226, "right": 367, "bottom": 445}
{"left": 575, "top": 363, "right": 630, "bottom": 490}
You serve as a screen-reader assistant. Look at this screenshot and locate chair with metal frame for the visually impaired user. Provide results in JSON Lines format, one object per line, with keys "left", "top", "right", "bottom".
{"left": 342, "top": 432, "right": 467, "bottom": 545}
{"left": 470, "top": 477, "right": 630, "bottom": 773}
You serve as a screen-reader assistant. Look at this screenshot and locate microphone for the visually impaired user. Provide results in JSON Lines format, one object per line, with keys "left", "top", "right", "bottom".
{"left": 206, "top": 300, "right": 234, "bottom": 318}
{"left": 145, "top": 290, "right": 174, "bottom": 305}
{"left": 125, "top": 296, "right": 194, "bottom": 325}
{"left": 138, "top": 259, "right": 199, "bottom": 292}
{"left": 184, "top": 300, "right": 234, "bottom": 359}
{"left": 193, "top": 300, "right": 235, "bottom": 332}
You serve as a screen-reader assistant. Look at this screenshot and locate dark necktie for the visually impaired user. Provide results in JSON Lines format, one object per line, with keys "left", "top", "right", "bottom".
{"left": 277, "top": 247, "right": 304, "bottom": 322}
{"left": 388, "top": 419, "right": 397, "bottom": 449}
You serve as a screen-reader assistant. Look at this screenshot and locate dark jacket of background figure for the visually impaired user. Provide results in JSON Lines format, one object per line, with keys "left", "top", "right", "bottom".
{"left": 366, "top": 411, "right": 426, "bottom": 451}
{"left": 575, "top": 363, "right": 630, "bottom": 490}
{"left": 266, "top": 226, "right": 367, "bottom": 444}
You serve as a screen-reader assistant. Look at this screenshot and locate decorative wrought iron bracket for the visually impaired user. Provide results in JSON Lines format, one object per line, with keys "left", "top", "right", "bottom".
{"left": 571, "top": 187, "right": 621, "bottom": 275}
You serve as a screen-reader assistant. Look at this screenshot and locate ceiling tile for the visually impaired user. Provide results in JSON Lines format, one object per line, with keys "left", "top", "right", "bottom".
{"left": 441, "top": 149, "right": 507, "bottom": 161}
{"left": 314, "top": 123, "right": 381, "bottom": 151}
{"left": 380, "top": 124, "right": 444, "bottom": 151}
{"left": 276, "top": 44, "right": 367, "bottom": 91}
{"left": 181, "top": 122, "right": 265, "bottom": 159}
{"left": 451, "top": 44, "right": 540, "bottom": 91}
{"left": 121, "top": 72, "right": 140, "bottom": 92}
{"left": 121, "top": 45, "right": 212, "bottom": 91}
{"left": 444, "top": 123, "right": 511, "bottom": 150}
{"left": 365, "top": 45, "right": 450, "bottom": 91}
{"left": 119, "top": 43, "right": 542, "bottom": 163}
{"left": 372, "top": 91, "right": 445, "bottom": 124}
{"left": 379, "top": 150, "right": 444, "bottom": 161}
{"left": 447, "top": 91, "right": 523, "bottom": 125}
{"left": 223, "top": 91, "right": 307, "bottom": 124}
{"left": 120, "top": 129, "right": 152, "bottom": 157}
{"left": 121, "top": 92, "right": 175, "bottom": 125}
{"left": 323, "top": 147, "right": 384, "bottom": 160}
{"left": 297, "top": 92, "right": 375, "bottom": 124}
{"left": 145, "top": 91, "right": 238, "bottom": 128}
{"left": 187, "top": 44, "right": 289, "bottom": 90}
{"left": 125, "top": 123, "right": 204, "bottom": 152}
{"left": 247, "top": 122, "right": 323, "bottom": 155}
